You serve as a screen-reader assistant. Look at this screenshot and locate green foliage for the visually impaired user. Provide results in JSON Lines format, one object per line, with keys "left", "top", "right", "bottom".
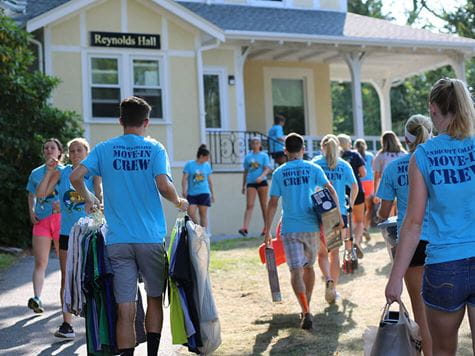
{"left": 348, "top": 0, "right": 391, "bottom": 20}
{"left": 0, "top": 12, "right": 83, "bottom": 248}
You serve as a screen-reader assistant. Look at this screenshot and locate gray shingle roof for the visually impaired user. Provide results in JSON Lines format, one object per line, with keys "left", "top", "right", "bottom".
{"left": 26, "top": 0, "right": 70, "bottom": 20}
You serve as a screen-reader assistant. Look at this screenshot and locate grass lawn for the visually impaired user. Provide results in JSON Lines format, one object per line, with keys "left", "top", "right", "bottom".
{"left": 0, "top": 253, "right": 18, "bottom": 271}
{"left": 207, "top": 233, "right": 473, "bottom": 355}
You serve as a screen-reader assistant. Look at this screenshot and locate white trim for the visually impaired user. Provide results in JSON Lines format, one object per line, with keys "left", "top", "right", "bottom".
{"left": 263, "top": 67, "right": 316, "bottom": 135}
{"left": 27, "top": 0, "right": 97, "bottom": 32}
{"left": 162, "top": 17, "right": 169, "bottom": 51}
{"left": 51, "top": 45, "right": 81, "bottom": 52}
{"left": 80, "top": 11, "right": 86, "bottom": 47}
{"left": 121, "top": 0, "right": 128, "bottom": 32}
{"left": 168, "top": 50, "right": 195, "bottom": 57}
{"left": 84, "top": 118, "right": 172, "bottom": 125}
{"left": 224, "top": 30, "right": 475, "bottom": 51}
{"left": 234, "top": 46, "right": 249, "bottom": 132}
{"left": 44, "top": 26, "right": 53, "bottom": 75}
{"left": 203, "top": 66, "right": 229, "bottom": 130}
{"left": 312, "top": 0, "right": 320, "bottom": 10}
{"left": 339, "top": 0, "right": 347, "bottom": 12}
{"left": 249, "top": 0, "right": 285, "bottom": 8}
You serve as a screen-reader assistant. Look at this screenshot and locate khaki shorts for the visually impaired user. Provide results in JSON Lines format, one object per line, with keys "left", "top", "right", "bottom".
{"left": 106, "top": 243, "right": 167, "bottom": 303}
{"left": 281, "top": 232, "right": 319, "bottom": 269}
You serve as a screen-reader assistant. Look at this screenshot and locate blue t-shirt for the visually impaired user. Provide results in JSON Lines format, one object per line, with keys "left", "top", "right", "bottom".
{"left": 414, "top": 134, "right": 475, "bottom": 264}
{"left": 58, "top": 165, "right": 96, "bottom": 235}
{"left": 376, "top": 154, "right": 428, "bottom": 241}
{"left": 243, "top": 152, "right": 271, "bottom": 184}
{"left": 270, "top": 159, "right": 329, "bottom": 234}
{"left": 81, "top": 134, "right": 172, "bottom": 245}
{"left": 361, "top": 152, "right": 374, "bottom": 182}
{"left": 26, "top": 164, "right": 61, "bottom": 220}
{"left": 268, "top": 125, "right": 285, "bottom": 153}
{"left": 183, "top": 160, "right": 212, "bottom": 196}
{"left": 313, "top": 157, "right": 357, "bottom": 215}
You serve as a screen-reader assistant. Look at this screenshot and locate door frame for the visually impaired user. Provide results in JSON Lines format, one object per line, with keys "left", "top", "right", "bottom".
{"left": 203, "top": 66, "right": 229, "bottom": 131}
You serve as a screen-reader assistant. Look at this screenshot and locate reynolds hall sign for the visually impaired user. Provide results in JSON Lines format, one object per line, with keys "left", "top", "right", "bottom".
{"left": 90, "top": 31, "right": 160, "bottom": 49}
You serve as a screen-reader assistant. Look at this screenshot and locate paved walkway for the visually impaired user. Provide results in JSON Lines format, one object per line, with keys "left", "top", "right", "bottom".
{"left": 0, "top": 254, "right": 186, "bottom": 355}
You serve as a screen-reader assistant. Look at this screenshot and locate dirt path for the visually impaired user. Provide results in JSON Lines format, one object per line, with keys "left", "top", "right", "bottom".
{"left": 209, "top": 232, "right": 473, "bottom": 355}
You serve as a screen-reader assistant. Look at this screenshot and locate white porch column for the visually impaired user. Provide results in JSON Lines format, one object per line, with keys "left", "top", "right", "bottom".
{"left": 372, "top": 79, "right": 393, "bottom": 132}
{"left": 450, "top": 53, "right": 467, "bottom": 83}
{"left": 344, "top": 52, "right": 366, "bottom": 138}
{"left": 235, "top": 46, "right": 250, "bottom": 132}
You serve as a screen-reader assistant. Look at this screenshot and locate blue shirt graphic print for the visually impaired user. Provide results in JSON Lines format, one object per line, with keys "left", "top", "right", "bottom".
{"left": 376, "top": 154, "right": 428, "bottom": 240}
{"left": 313, "top": 157, "right": 356, "bottom": 215}
{"left": 244, "top": 152, "right": 271, "bottom": 184}
{"left": 268, "top": 125, "right": 285, "bottom": 153}
{"left": 270, "top": 159, "right": 329, "bottom": 234}
{"left": 81, "top": 134, "right": 172, "bottom": 245}
{"left": 26, "top": 164, "right": 61, "bottom": 220}
{"left": 183, "top": 160, "right": 212, "bottom": 196}
{"left": 58, "top": 165, "right": 96, "bottom": 235}
{"left": 414, "top": 134, "right": 475, "bottom": 264}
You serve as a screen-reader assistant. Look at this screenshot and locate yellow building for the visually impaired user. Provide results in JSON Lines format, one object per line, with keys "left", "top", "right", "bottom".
{"left": 11, "top": 0, "right": 475, "bottom": 235}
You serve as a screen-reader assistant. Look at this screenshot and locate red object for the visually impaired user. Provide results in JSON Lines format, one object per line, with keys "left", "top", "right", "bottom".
{"left": 259, "top": 221, "right": 286, "bottom": 266}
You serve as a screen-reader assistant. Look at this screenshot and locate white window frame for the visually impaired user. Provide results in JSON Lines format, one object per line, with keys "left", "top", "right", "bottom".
{"left": 130, "top": 55, "right": 164, "bottom": 120}
{"left": 203, "top": 66, "right": 229, "bottom": 131}
{"left": 89, "top": 54, "right": 122, "bottom": 120}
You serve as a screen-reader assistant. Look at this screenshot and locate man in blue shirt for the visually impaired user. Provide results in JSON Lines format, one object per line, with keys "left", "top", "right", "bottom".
{"left": 265, "top": 133, "right": 341, "bottom": 330}
{"left": 70, "top": 97, "right": 188, "bottom": 356}
{"left": 268, "top": 114, "right": 287, "bottom": 165}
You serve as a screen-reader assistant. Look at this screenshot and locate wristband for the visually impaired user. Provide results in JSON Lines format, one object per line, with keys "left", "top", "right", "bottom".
{"left": 176, "top": 199, "right": 183, "bottom": 209}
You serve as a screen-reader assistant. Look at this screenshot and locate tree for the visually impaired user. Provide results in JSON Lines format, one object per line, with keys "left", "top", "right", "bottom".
{"left": 0, "top": 12, "right": 83, "bottom": 247}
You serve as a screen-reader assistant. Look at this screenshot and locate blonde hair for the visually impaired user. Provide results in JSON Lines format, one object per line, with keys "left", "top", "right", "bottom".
{"left": 429, "top": 78, "right": 475, "bottom": 139}
{"left": 67, "top": 137, "right": 90, "bottom": 152}
{"left": 405, "top": 115, "right": 433, "bottom": 152}
{"left": 354, "top": 138, "right": 367, "bottom": 158}
{"left": 379, "top": 131, "right": 405, "bottom": 153}
{"left": 337, "top": 134, "right": 352, "bottom": 151}
{"left": 321, "top": 134, "right": 340, "bottom": 170}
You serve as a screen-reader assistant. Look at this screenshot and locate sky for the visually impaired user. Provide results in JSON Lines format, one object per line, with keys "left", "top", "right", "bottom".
{"left": 380, "top": 0, "right": 465, "bottom": 31}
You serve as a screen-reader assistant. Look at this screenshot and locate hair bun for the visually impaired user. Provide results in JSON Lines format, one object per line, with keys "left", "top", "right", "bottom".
{"left": 199, "top": 144, "right": 207, "bottom": 149}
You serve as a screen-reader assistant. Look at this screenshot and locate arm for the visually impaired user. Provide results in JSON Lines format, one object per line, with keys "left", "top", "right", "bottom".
{"left": 28, "top": 192, "right": 39, "bottom": 224}
{"left": 155, "top": 174, "right": 189, "bottom": 211}
{"left": 264, "top": 196, "right": 279, "bottom": 244}
{"left": 377, "top": 199, "right": 393, "bottom": 220}
{"left": 208, "top": 176, "right": 215, "bottom": 203}
{"left": 182, "top": 173, "right": 189, "bottom": 198}
{"left": 324, "top": 182, "right": 344, "bottom": 228}
{"left": 36, "top": 160, "right": 60, "bottom": 198}
{"left": 385, "top": 157, "right": 427, "bottom": 303}
{"left": 358, "top": 165, "right": 367, "bottom": 179}
{"left": 256, "top": 166, "right": 272, "bottom": 183}
{"left": 70, "top": 165, "right": 100, "bottom": 214}
{"left": 241, "top": 170, "right": 247, "bottom": 195}
{"left": 93, "top": 176, "right": 103, "bottom": 204}
{"left": 373, "top": 171, "right": 382, "bottom": 203}
{"left": 349, "top": 182, "right": 359, "bottom": 208}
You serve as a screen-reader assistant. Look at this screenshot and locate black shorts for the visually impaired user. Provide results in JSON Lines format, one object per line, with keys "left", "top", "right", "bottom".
{"left": 187, "top": 193, "right": 211, "bottom": 207}
{"left": 59, "top": 234, "right": 69, "bottom": 251}
{"left": 247, "top": 181, "right": 268, "bottom": 189}
{"left": 409, "top": 240, "right": 428, "bottom": 267}
{"left": 354, "top": 189, "right": 365, "bottom": 205}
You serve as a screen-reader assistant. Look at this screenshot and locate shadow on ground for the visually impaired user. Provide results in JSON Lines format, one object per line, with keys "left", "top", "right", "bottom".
{"left": 251, "top": 298, "right": 358, "bottom": 355}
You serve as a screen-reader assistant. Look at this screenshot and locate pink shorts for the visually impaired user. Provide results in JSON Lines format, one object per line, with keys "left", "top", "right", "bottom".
{"left": 32, "top": 213, "right": 61, "bottom": 240}
{"left": 361, "top": 180, "right": 374, "bottom": 198}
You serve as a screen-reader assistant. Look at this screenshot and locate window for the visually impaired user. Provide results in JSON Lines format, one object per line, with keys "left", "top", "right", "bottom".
{"left": 272, "top": 78, "right": 306, "bottom": 135}
{"left": 90, "top": 57, "right": 121, "bottom": 118}
{"left": 132, "top": 59, "right": 162, "bottom": 119}
{"left": 204, "top": 74, "right": 222, "bottom": 129}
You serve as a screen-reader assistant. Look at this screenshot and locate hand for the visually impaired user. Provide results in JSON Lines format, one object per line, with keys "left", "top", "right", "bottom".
{"left": 29, "top": 211, "right": 39, "bottom": 225}
{"left": 256, "top": 176, "right": 263, "bottom": 184}
{"left": 176, "top": 198, "right": 189, "bottom": 212}
{"left": 182, "top": 191, "right": 187, "bottom": 198}
{"left": 373, "top": 196, "right": 380, "bottom": 205}
{"left": 211, "top": 194, "right": 215, "bottom": 203}
{"left": 85, "top": 194, "right": 101, "bottom": 214}
{"left": 264, "top": 232, "right": 272, "bottom": 246}
{"left": 46, "top": 158, "right": 59, "bottom": 171}
{"left": 339, "top": 216, "right": 345, "bottom": 229}
{"left": 241, "top": 187, "right": 246, "bottom": 195}
{"left": 385, "top": 277, "right": 403, "bottom": 304}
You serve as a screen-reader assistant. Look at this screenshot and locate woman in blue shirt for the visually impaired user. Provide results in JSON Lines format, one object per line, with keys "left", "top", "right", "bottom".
{"left": 182, "top": 144, "right": 214, "bottom": 228}
{"left": 377, "top": 115, "right": 433, "bottom": 356}
{"left": 386, "top": 78, "right": 475, "bottom": 355}
{"left": 313, "top": 134, "right": 358, "bottom": 304}
{"left": 36, "top": 138, "right": 102, "bottom": 339}
{"left": 239, "top": 137, "right": 272, "bottom": 236}
{"left": 354, "top": 139, "right": 374, "bottom": 240}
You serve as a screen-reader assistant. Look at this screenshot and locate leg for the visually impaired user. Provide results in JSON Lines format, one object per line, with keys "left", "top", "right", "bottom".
{"left": 117, "top": 302, "right": 137, "bottom": 349}
{"left": 364, "top": 195, "right": 373, "bottom": 237}
{"left": 198, "top": 205, "right": 208, "bottom": 229}
{"left": 467, "top": 305, "right": 475, "bottom": 353}
{"left": 188, "top": 205, "right": 198, "bottom": 225}
{"left": 242, "top": 187, "right": 257, "bottom": 230}
{"left": 32, "top": 235, "right": 52, "bottom": 297}
{"left": 145, "top": 296, "right": 163, "bottom": 333}
{"left": 352, "top": 203, "right": 365, "bottom": 249}
{"left": 290, "top": 268, "right": 307, "bottom": 311}
{"left": 404, "top": 266, "right": 432, "bottom": 356}
{"left": 303, "top": 266, "right": 315, "bottom": 304}
{"left": 257, "top": 186, "right": 269, "bottom": 232}
{"left": 425, "top": 306, "right": 465, "bottom": 355}
{"left": 59, "top": 249, "right": 72, "bottom": 325}
{"left": 328, "top": 248, "right": 341, "bottom": 285}
{"left": 317, "top": 242, "right": 331, "bottom": 281}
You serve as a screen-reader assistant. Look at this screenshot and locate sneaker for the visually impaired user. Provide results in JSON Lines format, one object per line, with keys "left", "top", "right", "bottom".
{"left": 325, "top": 280, "right": 337, "bottom": 304}
{"left": 355, "top": 243, "right": 364, "bottom": 259}
{"left": 363, "top": 229, "right": 371, "bottom": 241}
{"left": 238, "top": 228, "right": 248, "bottom": 237}
{"left": 27, "top": 297, "right": 44, "bottom": 313}
{"left": 300, "top": 313, "right": 313, "bottom": 330}
{"left": 54, "top": 322, "right": 75, "bottom": 339}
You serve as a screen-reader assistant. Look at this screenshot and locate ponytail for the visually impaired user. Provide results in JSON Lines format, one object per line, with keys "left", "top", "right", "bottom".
{"left": 430, "top": 78, "right": 475, "bottom": 139}
{"left": 196, "top": 144, "right": 210, "bottom": 159}
{"left": 321, "top": 134, "right": 339, "bottom": 170}
{"left": 404, "top": 115, "right": 433, "bottom": 152}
